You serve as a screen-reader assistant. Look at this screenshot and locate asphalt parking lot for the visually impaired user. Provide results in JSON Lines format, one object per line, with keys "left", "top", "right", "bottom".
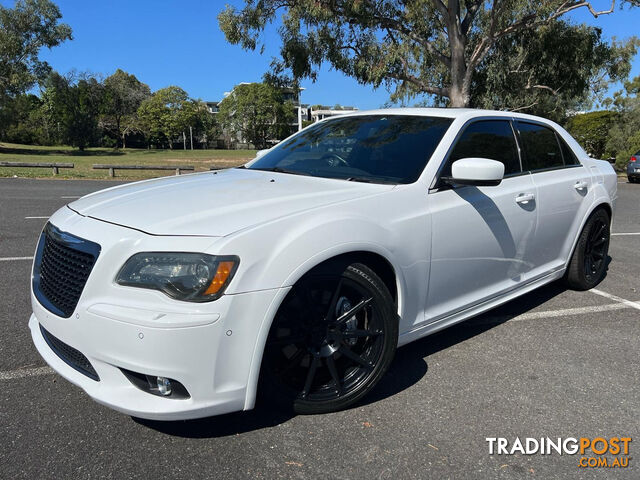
{"left": 1, "top": 177, "right": 638, "bottom": 479}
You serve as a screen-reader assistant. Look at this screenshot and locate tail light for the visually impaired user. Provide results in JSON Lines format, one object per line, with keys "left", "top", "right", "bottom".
{"left": 631, "top": 156, "right": 637, "bottom": 162}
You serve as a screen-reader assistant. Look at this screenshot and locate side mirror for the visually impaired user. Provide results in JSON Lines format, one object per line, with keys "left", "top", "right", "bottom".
{"left": 445, "top": 158, "right": 505, "bottom": 187}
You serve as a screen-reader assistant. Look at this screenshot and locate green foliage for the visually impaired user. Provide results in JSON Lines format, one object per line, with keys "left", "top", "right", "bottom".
{"left": 0, "top": 0, "right": 71, "bottom": 102}
{"left": 471, "top": 22, "right": 638, "bottom": 121}
{"left": 219, "top": 0, "right": 638, "bottom": 110}
{"left": 565, "top": 111, "right": 619, "bottom": 159}
{"left": 604, "top": 76, "right": 640, "bottom": 169}
{"left": 101, "top": 69, "right": 151, "bottom": 148}
{"left": 0, "top": 93, "right": 42, "bottom": 143}
{"left": 138, "top": 86, "right": 189, "bottom": 147}
{"left": 137, "top": 86, "right": 215, "bottom": 149}
{"left": 41, "top": 72, "right": 103, "bottom": 150}
{"left": 217, "top": 82, "right": 294, "bottom": 148}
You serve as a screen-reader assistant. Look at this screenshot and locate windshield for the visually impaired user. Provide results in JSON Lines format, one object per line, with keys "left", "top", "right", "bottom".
{"left": 247, "top": 115, "right": 453, "bottom": 184}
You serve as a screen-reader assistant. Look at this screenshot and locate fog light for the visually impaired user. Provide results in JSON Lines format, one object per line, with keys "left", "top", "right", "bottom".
{"left": 156, "top": 376, "right": 172, "bottom": 396}
{"left": 120, "top": 368, "right": 190, "bottom": 399}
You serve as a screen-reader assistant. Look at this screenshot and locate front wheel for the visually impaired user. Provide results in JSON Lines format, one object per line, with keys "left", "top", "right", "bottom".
{"left": 564, "top": 208, "right": 611, "bottom": 290}
{"left": 261, "top": 262, "right": 397, "bottom": 414}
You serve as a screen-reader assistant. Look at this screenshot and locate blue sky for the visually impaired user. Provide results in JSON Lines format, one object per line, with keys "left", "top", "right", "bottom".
{"left": 9, "top": 0, "right": 640, "bottom": 109}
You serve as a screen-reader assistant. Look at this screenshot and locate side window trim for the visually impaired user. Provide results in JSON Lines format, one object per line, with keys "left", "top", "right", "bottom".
{"left": 509, "top": 119, "right": 524, "bottom": 173}
{"left": 555, "top": 131, "right": 582, "bottom": 167}
{"left": 430, "top": 116, "right": 523, "bottom": 191}
{"left": 514, "top": 119, "right": 584, "bottom": 174}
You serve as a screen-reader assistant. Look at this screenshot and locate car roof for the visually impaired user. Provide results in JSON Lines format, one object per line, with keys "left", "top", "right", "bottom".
{"left": 327, "top": 107, "right": 555, "bottom": 124}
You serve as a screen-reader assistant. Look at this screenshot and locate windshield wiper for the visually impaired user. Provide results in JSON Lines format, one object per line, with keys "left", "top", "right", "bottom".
{"left": 252, "top": 167, "right": 311, "bottom": 176}
{"left": 346, "top": 176, "right": 398, "bottom": 184}
{"left": 346, "top": 176, "right": 375, "bottom": 183}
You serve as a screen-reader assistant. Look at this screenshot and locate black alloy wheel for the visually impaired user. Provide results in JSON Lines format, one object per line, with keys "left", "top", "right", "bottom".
{"left": 262, "top": 262, "right": 397, "bottom": 414}
{"left": 565, "top": 208, "right": 611, "bottom": 290}
{"left": 583, "top": 217, "right": 608, "bottom": 283}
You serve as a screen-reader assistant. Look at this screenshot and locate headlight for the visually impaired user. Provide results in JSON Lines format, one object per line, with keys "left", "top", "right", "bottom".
{"left": 115, "top": 253, "right": 239, "bottom": 302}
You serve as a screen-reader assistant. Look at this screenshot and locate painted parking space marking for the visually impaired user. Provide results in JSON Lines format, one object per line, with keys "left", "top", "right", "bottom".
{"left": 24, "top": 216, "right": 49, "bottom": 219}
{"left": 0, "top": 256, "right": 33, "bottom": 262}
{"left": 0, "top": 366, "right": 53, "bottom": 381}
{"left": 61, "top": 196, "right": 81, "bottom": 199}
{"left": 611, "top": 232, "right": 640, "bottom": 236}
{"left": 478, "top": 303, "right": 630, "bottom": 325}
{"left": 590, "top": 288, "right": 640, "bottom": 311}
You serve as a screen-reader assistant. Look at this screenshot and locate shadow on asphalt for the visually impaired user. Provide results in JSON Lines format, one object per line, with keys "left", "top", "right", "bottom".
{"left": 133, "top": 279, "right": 587, "bottom": 439}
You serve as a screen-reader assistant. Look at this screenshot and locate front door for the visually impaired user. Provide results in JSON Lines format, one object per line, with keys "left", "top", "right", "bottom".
{"left": 425, "top": 119, "right": 538, "bottom": 322}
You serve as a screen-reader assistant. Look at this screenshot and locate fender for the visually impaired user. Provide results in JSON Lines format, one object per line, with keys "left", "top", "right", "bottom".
{"left": 563, "top": 168, "right": 614, "bottom": 271}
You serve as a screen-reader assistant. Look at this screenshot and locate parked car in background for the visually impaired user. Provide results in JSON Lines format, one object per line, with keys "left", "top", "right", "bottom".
{"left": 28, "top": 108, "right": 617, "bottom": 420}
{"left": 628, "top": 152, "right": 639, "bottom": 183}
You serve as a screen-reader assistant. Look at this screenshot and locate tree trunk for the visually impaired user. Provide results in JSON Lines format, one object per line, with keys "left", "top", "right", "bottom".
{"left": 448, "top": 37, "right": 471, "bottom": 107}
{"left": 122, "top": 132, "right": 126, "bottom": 149}
{"left": 446, "top": 5, "right": 471, "bottom": 109}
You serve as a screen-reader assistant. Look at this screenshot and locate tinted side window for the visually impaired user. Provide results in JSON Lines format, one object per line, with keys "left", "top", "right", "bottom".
{"left": 518, "top": 122, "right": 563, "bottom": 171}
{"left": 557, "top": 135, "right": 580, "bottom": 166}
{"left": 443, "top": 120, "right": 521, "bottom": 177}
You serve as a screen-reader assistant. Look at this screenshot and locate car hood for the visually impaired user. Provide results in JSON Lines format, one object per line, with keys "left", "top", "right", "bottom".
{"left": 68, "top": 169, "right": 394, "bottom": 237}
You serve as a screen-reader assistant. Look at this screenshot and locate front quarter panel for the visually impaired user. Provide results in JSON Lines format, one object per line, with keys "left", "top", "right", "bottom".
{"left": 218, "top": 184, "right": 431, "bottom": 335}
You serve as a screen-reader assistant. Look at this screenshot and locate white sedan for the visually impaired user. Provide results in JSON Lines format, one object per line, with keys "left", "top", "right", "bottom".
{"left": 29, "top": 108, "right": 617, "bottom": 420}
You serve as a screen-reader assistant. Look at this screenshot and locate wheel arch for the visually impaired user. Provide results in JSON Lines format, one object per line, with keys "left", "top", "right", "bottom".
{"left": 243, "top": 246, "right": 405, "bottom": 411}
{"left": 564, "top": 200, "right": 612, "bottom": 270}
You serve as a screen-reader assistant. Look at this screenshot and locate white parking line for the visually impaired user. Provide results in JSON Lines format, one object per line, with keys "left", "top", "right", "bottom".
{"left": 0, "top": 366, "right": 53, "bottom": 381}
{"left": 479, "top": 303, "right": 630, "bottom": 325}
{"left": 590, "top": 289, "right": 640, "bottom": 311}
{"left": 611, "top": 232, "right": 640, "bottom": 236}
{"left": 0, "top": 256, "right": 33, "bottom": 262}
{"left": 24, "top": 216, "right": 49, "bottom": 219}
{"left": 61, "top": 196, "right": 81, "bottom": 199}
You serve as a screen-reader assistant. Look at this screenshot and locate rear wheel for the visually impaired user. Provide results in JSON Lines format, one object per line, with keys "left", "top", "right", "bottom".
{"left": 261, "top": 262, "right": 397, "bottom": 414}
{"left": 564, "top": 208, "right": 610, "bottom": 290}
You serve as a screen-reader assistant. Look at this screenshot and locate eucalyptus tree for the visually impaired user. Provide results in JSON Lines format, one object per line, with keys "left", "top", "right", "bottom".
{"left": 219, "top": 0, "right": 638, "bottom": 108}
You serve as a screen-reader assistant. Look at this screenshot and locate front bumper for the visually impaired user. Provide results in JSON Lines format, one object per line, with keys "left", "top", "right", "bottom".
{"left": 28, "top": 208, "right": 290, "bottom": 420}
{"left": 30, "top": 286, "right": 286, "bottom": 420}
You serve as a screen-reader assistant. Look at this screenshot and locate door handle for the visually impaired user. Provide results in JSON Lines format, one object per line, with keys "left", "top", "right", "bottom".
{"left": 574, "top": 181, "right": 588, "bottom": 191}
{"left": 516, "top": 193, "right": 535, "bottom": 204}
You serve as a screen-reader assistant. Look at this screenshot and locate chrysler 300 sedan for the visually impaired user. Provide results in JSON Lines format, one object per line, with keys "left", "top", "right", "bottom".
{"left": 29, "top": 109, "right": 617, "bottom": 420}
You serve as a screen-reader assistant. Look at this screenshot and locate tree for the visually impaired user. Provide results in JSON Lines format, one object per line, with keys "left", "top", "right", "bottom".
{"left": 0, "top": 0, "right": 71, "bottom": 102}
{"left": 41, "top": 72, "right": 103, "bottom": 150}
{"left": 137, "top": 87, "right": 213, "bottom": 149}
{"left": 219, "top": 0, "right": 638, "bottom": 108}
{"left": 0, "top": 93, "right": 44, "bottom": 144}
{"left": 565, "top": 110, "right": 619, "bottom": 159}
{"left": 217, "top": 82, "right": 294, "bottom": 148}
{"left": 101, "top": 69, "right": 151, "bottom": 148}
{"left": 469, "top": 21, "right": 637, "bottom": 119}
{"left": 604, "top": 76, "right": 640, "bottom": 169}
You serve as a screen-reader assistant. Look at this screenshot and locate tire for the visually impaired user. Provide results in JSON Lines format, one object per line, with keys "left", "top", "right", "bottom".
{"left": 564, "top": 208, "right": 610, "bottom": 290}
{"left": 260, "top": 262, "right": 398, "bottom": 415}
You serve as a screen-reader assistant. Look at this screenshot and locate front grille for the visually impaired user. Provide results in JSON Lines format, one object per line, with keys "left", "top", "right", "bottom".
{"left": 40, "top": 325, "right": 99, "bottom": 381}
{"left": 33, "top": 223, "right": 100, "bottom": 318}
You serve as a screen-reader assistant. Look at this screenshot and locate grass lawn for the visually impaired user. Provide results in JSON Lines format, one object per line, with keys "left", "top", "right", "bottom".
{"left": 0, "top": 142, "right": 256, "bottom": 180}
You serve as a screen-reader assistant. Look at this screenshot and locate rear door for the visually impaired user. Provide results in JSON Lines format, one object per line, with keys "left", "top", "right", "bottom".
{"left": 515, "top": 121, "right": 590, "bottom": 276}
{"left": 425, "top": 119, "right": 538, "bottom": 322}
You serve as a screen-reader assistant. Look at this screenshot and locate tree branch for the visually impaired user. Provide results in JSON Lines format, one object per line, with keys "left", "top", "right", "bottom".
{"left": 468, "top": 0, "right": 616, "bottom": 76}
